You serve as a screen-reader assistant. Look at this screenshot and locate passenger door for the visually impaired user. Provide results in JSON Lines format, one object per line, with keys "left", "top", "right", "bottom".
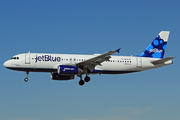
{"left": 136, "top": 58, "right": 142, "bottom": 68}
{"left": 25, "top": 53, "right": 30, "bottom": 64}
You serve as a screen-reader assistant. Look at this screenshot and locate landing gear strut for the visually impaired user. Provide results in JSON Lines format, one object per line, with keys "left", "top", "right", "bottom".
{"left": 24, "top": 71, "right": 29, "bottom": 82}
{"left": 78, "top": 74, "right": 84, "bottom": 86}
{"left": 77, "top": 74, "right": 91, "bottom": 86}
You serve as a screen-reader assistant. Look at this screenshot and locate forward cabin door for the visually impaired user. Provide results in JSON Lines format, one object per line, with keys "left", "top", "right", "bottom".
{"left": 136, "top": 58, "right": 142, "bottom": 68}
{"left": 25, "top": 53, "right": 30, "bottom": 64}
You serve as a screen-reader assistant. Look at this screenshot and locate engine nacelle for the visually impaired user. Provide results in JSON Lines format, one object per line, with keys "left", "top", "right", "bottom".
{"left": 58, "top": 65, "right": 83, "bottom": 75}
{"left": 51, "top": 72, "right": 74, "bottom": 80}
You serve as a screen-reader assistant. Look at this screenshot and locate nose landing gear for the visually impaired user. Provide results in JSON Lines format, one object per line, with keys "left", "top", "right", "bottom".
{"left": 24, "top": 71, "right": 29, "bottom": 82}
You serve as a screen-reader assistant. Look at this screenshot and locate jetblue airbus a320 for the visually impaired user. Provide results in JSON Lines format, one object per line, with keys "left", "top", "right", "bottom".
{"left": 3, "top": 31, "right": 174, "bottom": 86}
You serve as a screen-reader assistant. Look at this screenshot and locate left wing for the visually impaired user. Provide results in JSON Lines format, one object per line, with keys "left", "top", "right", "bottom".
{"left": 76, "top": 48, "right": 120, "bottom": 72}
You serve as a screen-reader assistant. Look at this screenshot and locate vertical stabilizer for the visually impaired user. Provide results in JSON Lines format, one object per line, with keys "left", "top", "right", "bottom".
{"left": 138, "top": 31, "right": 170, "bottom": 59}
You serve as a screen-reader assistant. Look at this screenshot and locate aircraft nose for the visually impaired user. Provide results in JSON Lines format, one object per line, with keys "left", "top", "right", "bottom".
{"left": 3, "top": 61, "right": 9, "bottom": 68}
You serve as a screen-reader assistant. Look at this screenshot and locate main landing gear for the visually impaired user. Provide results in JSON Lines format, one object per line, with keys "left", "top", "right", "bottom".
{"left": 78, "top": 75, "right": 91, "bottom": 86}
{"left": 24, "top": 71, "right": 29, "bottom": 82}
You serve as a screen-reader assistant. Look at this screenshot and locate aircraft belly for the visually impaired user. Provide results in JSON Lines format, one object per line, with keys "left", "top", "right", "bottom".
{"left": 6, "top": 67, "right": 56, "bottom": 72}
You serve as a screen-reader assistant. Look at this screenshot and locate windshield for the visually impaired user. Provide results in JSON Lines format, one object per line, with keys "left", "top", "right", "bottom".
{"left": 10, "top": 57, "right": 19, "bottom": 60}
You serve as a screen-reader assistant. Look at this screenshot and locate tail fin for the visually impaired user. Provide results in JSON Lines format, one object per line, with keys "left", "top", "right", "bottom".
{"left": 138, "top": 31, "right": 170, "bottom": 59}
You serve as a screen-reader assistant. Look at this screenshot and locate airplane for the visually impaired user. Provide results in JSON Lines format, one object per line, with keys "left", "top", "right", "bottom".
{"left": 3, "top": 31, "right": 174, "bottom": 86}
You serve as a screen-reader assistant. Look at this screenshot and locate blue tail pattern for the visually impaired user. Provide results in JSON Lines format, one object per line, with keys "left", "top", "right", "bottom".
{"left": 138, "top": 31, "right": 169, "bottom": 59}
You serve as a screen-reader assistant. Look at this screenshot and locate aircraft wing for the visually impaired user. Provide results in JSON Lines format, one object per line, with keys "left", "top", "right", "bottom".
{"left": 76, "top": 48, "right": 120, "bottom": 72}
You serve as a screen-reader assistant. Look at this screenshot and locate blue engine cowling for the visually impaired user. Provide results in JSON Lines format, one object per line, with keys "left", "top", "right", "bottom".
{"left": 58, "top": 65, "right": 83, "bottom": 75}
{"left": 51, "top": 72, "right": 74, "bottom": 80}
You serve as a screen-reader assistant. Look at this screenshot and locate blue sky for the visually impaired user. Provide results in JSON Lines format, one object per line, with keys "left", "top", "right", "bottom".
{"left": 1, "top": 0, "right": 180, "bottom": 120}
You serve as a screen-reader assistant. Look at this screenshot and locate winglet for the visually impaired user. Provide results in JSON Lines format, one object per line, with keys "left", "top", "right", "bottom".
{"left": 116, "top": 48, "right": 121, "bottom": 53}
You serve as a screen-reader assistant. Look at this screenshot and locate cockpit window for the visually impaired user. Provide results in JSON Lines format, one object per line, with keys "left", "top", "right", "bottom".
{"left": 11, "top": 57, "right": 19, "bottom": 60}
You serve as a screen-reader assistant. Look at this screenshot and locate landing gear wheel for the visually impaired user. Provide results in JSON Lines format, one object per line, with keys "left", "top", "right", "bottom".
{"left": 24, "top": 77, "right": 28, "bottom": 82}
{"left": 84, "top": 76, "right": 90, "bottom": 82}
{"left": 79, "top": 80, "right": 85, "bottom": 86}
{"left": 24, "top": 71, "right": 29, "bottom": 82}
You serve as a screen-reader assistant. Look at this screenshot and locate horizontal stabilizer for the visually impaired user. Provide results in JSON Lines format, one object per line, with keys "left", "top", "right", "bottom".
{"left": 151, "top": 57, "right": 175, "bottom": 65}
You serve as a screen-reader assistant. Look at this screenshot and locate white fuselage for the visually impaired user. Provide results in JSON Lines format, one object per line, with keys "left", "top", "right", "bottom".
{"left": 3, "top": 31, "right": 174, "bottom": 85}
{"left": 3, "top": 53, "right": 173, "bottom": 74}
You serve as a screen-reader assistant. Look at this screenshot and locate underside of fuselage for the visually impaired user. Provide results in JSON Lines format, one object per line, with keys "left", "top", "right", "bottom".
{"left": 5, "top": 67, "right": 137, "bottom": 74}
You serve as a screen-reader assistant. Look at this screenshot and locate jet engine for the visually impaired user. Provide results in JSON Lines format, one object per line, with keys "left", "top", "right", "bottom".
{"left": 58, "top": 65, "right": 83, "bottom": 75}
{"left": 51, "top": 72, "right": 74, "bottom": 80}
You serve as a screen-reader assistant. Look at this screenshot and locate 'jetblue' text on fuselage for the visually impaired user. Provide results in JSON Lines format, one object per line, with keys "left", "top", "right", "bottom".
{"left": 35, "top": 55, "right": 61, "bottom": 63}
